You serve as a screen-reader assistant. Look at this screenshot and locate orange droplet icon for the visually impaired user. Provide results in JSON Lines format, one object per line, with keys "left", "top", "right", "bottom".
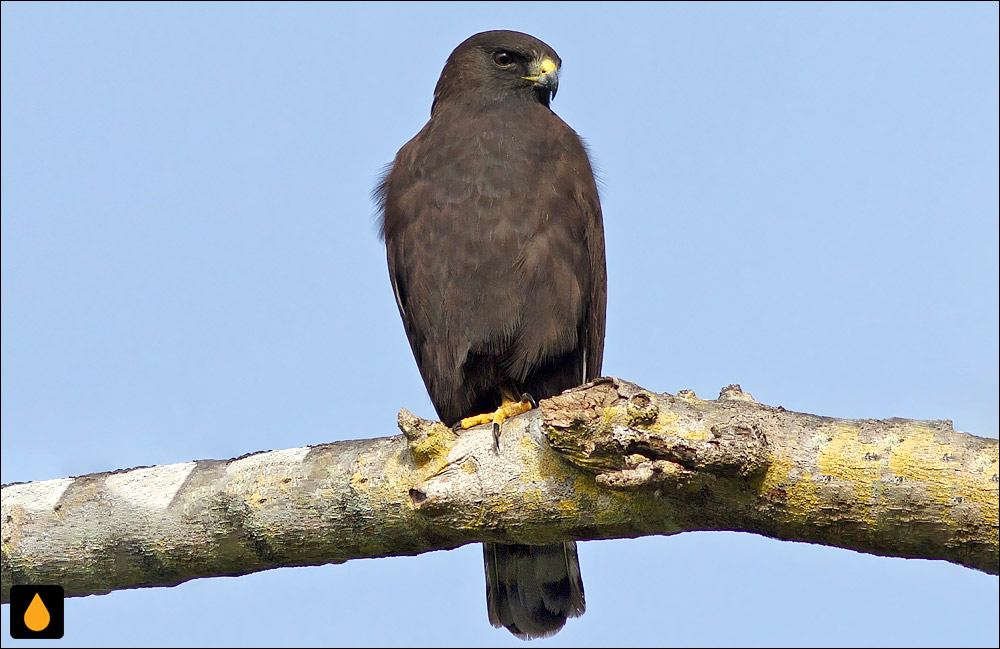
{"left": 24, "top": 592, "right": 51, "bottom": 632}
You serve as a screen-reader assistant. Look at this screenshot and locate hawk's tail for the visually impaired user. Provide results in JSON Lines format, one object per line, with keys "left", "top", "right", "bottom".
{"left": 483, "top": 541, "right": 585, "bottom": 639}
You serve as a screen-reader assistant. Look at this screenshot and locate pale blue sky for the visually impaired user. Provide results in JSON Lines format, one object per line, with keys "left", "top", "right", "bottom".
{"left": 2, "top": 2, "right": 997, "bottom": 647}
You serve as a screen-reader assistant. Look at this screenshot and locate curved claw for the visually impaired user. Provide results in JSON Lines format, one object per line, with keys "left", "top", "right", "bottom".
{"left": 455, "top": 396, "right": 537, "bottom": 453}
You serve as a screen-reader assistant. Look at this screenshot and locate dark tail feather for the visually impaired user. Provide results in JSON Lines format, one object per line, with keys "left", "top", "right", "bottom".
{"left": 484, "top": 541, "right": 585, "bottom": 639}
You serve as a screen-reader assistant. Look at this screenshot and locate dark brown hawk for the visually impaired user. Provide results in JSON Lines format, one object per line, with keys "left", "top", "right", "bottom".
{"left": 377, "top": 30, "right": 606, "bottom": 639}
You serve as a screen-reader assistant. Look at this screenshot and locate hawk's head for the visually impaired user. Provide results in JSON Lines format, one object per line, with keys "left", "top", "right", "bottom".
{"left": 432, "top": 30, "right": 562, "bottom": 113}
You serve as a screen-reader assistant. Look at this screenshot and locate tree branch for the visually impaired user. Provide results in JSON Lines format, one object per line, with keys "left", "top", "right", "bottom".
{"left": 2, "top": 377, "right": 997, "bottom": 603}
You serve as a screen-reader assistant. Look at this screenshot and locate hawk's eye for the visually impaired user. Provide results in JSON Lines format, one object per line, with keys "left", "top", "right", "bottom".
{"left": 492, "top": 51, "right": 514, "bottom": 67}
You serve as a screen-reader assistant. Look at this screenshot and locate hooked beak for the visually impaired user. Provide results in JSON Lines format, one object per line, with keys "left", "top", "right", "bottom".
{"left": 523, "top": 57, "right": 559, "bottom": 100}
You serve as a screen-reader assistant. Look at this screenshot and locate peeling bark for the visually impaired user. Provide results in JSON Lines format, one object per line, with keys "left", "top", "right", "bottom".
{"left": 2, "top": 377, "right": 997, "bottom": 603}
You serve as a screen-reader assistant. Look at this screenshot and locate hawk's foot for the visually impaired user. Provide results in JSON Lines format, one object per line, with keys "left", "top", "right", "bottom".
{"left": 455, "top": 394, "right": 537, "bottom": 451}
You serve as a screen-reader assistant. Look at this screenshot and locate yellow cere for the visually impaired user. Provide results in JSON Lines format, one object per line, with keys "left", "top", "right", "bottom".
{"left": 524, "top": 58, "right": 558, "bottom": 83}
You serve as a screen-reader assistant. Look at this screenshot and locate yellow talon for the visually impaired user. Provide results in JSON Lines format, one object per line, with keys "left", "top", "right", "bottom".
{"left": 458, "top": 397, "right": 534, "bottom": 430}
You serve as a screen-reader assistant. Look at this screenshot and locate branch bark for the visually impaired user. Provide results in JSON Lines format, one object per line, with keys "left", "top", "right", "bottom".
{"left": 2, "top": 377, "right": 997, "bottom": 603}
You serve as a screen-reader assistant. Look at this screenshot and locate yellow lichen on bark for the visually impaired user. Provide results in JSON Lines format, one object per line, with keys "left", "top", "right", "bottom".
{"left": 557, "top": 498, "right": 579, "bottom": 519}
{"left": 889, "top": 429, "right": 955, "bottom": 499}
{"left": 882, "top": 427, "right": 999, "bottom": 550}
{"left": 681, "top": 427, "right": 710, "bottom": 441}
{"left": 757, "top": 452, "right": 822, "bottom": 523}
{"left": 817, "top": 425, "right": 882, "bottom": 524}
{"left": 653, "top": 409, "right": 680, "bottom": 431}
{"left": 758, "top": 453, "right": 793, "bottom": 497}
{"left": 785, "top": 471, "right": 821, "bottom": 523}
{"left": 972, "top": 444, "right": 1000, "bottom": 535}
{"left": 408, "top": 422, "right": 457, "bottom": 468}
{"left": 520, "top": 434, "right": 574, "bottom": 484}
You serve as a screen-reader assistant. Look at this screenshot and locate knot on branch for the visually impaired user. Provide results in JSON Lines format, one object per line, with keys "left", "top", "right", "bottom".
{"left": 719, "top": 384, "right": 757, "bottom": 403}
{"left": 540, "top": 378, "right": 771, "bottom": 491}
{"left": 397, "top": 408, "right": 457, "bottom": 467}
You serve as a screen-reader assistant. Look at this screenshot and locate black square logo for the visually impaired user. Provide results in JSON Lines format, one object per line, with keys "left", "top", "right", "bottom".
{"left": 9, "top": 585, "right": 64, "bottom": 639}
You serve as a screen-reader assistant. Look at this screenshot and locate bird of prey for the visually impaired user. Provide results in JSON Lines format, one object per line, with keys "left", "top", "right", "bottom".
{"left": 377, "top": 30, "right": 606, "bottom": 639}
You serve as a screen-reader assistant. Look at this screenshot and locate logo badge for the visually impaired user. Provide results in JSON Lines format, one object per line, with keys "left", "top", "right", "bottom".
{"left": 9, "top": 585, "right": 64, "bottom": 639}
